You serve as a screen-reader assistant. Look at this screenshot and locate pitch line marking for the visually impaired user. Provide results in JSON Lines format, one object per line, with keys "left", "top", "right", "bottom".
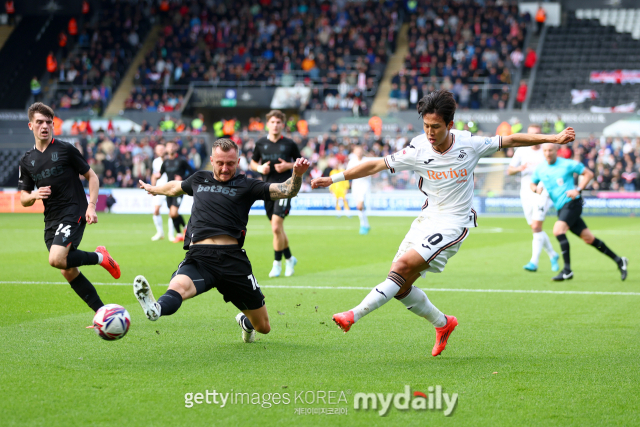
{"left": 1, "top": 281, "right": 638, "bottom": 296}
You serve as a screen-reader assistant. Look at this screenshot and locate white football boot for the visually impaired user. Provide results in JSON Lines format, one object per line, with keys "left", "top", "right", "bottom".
{"left": 133, "top": 275, "right": 160, "bottom": 321}
{"left": 235, "top": 313, "right": 256, "bottom": 343}
{"left": 284, "top": 256, "right": 297, "bottom": 277}
{"left": 268, "top": 260, "right": 282, "bottom": 278}
{"left": 151, "top": 232, "right": 164, "bottom": 241}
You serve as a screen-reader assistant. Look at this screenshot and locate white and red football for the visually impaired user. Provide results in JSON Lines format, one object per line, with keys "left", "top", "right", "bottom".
{"left": 93, "top": 304, "right": 131, "bottom": 341}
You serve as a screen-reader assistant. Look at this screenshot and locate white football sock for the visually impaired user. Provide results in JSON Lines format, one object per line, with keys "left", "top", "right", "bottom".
{"left": 168, "top": 217, "right": 175, "bottom": 240}
{"left": 541, "top": 231, "right": 558, "bottom": 259}
{"left": 530, "top": 231, "right": 544, "bottom": 265}
{"left": 358, "top": 210, "right": 369, "bottom": 227}
{"left": 95, "top": 252, "right": 103, "bottom": 264}
{"left": 153, "top": 214, "right": 163, "bottom": 235}
{"left": 396, "top": 286, "right": 446, "bottom": 327}
{"left": 352, "top": 273, "right": 404, "bottom": 322}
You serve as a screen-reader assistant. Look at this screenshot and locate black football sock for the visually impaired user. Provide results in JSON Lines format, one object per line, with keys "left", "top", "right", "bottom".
{"left": 283, "top": 247, "right": 292, "bottom": 260}
{"left": 274, "top": 250, "right": 283, "bottom": 261}
{"left": 172, "top": 216, "right": 182, "bottom": 234}
{"left": 591, "top": 238, "right": 622, "bottom": 264}
{"left": 157, "top": 289, "right": 182, "bottom": 316}
{"left": 66, "top": 250, "right": 100, "bottom": 268}
{"left": 178, "top": 215, "right": 185, "bottom": 227}
{"left": 556, "top": 234, "right": 571, "bottom": 272}
{"left": 69, "top": 273, "right": 104, "bottom": 312}
{"left": 241, "top": 315, "right": 254, "bottom": 331}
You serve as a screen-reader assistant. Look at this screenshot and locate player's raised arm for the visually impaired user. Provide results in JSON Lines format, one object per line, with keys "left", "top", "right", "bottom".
{"left": 269, "top": 158, "right": 310, "bottom": 200}
{"left": 311, "top": 159, "right": 388, "bottom": 189}
{"left": 139, "top": 180, "right": 185, "bottom": 197}
{"left": 502, "top": 127, "right": 575, "bottom": 148}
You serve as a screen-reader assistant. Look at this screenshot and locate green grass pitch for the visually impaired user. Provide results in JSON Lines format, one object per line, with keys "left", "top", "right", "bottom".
{"left": 1, "top": 212, "right": 638, "bottom": 426}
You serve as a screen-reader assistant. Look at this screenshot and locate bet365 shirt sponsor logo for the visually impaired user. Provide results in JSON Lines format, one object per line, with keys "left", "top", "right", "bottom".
{"left": 32, "top": 166, "right": 65, "bottom": 182}
{"left": 197, "top": 184, "right": 238, "bottom": 196}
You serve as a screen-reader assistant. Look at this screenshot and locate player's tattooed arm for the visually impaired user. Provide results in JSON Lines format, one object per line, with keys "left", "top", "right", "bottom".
{"left": 269, "top": 158, "right": 310, "bottom": 200}
{"left": 270, "top": 175, "right": 302, "bottom": 200}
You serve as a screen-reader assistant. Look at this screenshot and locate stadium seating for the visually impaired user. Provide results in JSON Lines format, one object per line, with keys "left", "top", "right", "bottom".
{"left": 0, "top": 16, "right": 68, "bottom": 109}
{"left": 0, "top": 148, "right": 24, "bottom": 187}
{"left": 49, "top": 1, "right": 152, "bottom": 114}
{"left": 125, "top": 0, "right": 398, "bottom": 112}
{"left": 390, "top": 2, "right": 528, "bottom": 110}
{"left": 530, "top": 11, "right": 640, "bottom": 110}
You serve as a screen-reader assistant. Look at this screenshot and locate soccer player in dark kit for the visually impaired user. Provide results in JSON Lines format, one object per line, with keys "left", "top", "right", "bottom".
{"left": 160, "top": 140, "right": 195, "bottom": 243}
{"left": 18, "top": 103, "right": 120, "bottom": 315}
{"left": 250, "top": 110, "right": 302, "bottom": 278}
{"left": 135, "top": 138, "right": 310, "bottom": 343}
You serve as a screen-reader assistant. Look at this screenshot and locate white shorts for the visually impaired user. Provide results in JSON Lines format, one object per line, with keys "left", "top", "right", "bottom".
{"left": 521, "top": 191, "right": 552, "bottom": 224}
{"left": 393, "top": 216, "right": 469, "bottom": 276}
{"left": 153, "top": 194, "right": 166, "bottom": 207}
{"left": 351, "top": 183, "right": 370, "bottom": 203}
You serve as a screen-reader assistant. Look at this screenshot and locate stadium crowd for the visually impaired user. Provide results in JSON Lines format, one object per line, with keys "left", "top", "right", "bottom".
{"left": 126, "top": 0, "right": 398, "bottom": 112}
{"left": 70, "top": 117, "right": 640, "bottom": 193}
{"left": 389, "top": 0, "right": 529, "bottom": 111}
{"left": 49, "top": 0, "right": 152, "bottom": 114}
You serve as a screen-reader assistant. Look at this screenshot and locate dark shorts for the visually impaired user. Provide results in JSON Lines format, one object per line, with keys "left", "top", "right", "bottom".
{"left": 166, "top": 195, "right": 183, "bottom": 209}
{"left": 172, "top": 244, "right": 265, "bottom": 311}
{"left": 44, "top": 215, "right": 86, "bottom": 251}
{"left": 264, "top": 197, "right": 291, "bottom": 221}
{"left": 557, "top": 198, "right": 588, "bottom": 236}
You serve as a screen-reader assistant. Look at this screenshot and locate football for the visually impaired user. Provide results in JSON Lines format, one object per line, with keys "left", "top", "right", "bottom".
{"left": 93, "top": 304, "right": 131, "bottom": 341}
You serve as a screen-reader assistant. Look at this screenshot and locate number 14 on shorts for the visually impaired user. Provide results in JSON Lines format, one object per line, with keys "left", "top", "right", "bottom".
{"left": 55, "top": 224, "right": 71, "bottom": 238}
{"left": 247, "top": 274, "right": 260, "bottom": 290}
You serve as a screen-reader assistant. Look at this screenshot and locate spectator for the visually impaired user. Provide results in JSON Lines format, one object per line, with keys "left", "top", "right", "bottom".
{"left": 516, "top": 80, "right": 528, "bottom": 107}
{"left": 510, "top": 47, "right": 524, "bottom": 68}
{"left": 535, "top": 5, "right": 546, "bottom": 35}
{"left": 524, "top": 48, "right": 537, "bottom": 70}
{"left": 30, "top": 77, "right": 42, "bottom": 102}
{"left": 621, "top": 165, "right": 638, "bottom": 191}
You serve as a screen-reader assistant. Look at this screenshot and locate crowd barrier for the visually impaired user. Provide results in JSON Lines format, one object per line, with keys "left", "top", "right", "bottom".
{"left": 3, "top": 189, "right": 639, "bottom": 216}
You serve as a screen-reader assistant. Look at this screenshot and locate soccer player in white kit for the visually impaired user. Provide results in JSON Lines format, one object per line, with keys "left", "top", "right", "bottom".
{"left": 312, "top": 90, "right": 575, "bottom": 356}
{"left": 507, "top": 124, "right": 559, "bottom": 272}
{"left": 150, "top": 143, "right": 174, "bottom": 241}
{"left": 346, "top": 146, "right": 371, "bottom": 234}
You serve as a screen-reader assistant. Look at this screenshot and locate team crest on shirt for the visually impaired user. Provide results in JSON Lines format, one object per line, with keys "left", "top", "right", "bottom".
{"left": 457, "top": 150, "right": 468, "bottom": 161}
{"left": 280, "top": 145, "right": 286, "bottom": 151}
{"left": 31, "top": 160, "right": 35, "bottom": 166}
{"left": 484, "top": 138, "right": 492, "bottom": 145}
{"left": 51, "top": 152, "right": 58, "bottom": 162}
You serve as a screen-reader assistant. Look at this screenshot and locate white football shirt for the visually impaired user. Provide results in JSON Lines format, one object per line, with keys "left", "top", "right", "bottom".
{"left": 152, "top": 156, "right": 168, "bottom": 186}
{"left": 509, "top": 146, "right": 546, "bottom": 192}
{"left": 347, "top": 156, "right": 372, "bottom": 189}
{"left": 384, "top": 130, "right": 502, "bottom": 227}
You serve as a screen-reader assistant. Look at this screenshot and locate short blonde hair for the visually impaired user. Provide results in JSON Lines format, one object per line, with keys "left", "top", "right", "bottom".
{"left": 212, "top": 138, "right": 239, "bottom": 154}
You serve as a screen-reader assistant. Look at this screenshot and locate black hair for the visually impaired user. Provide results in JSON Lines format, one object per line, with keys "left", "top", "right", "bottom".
{"left": 417, "top": 90, "right": 456, "bottom": 125}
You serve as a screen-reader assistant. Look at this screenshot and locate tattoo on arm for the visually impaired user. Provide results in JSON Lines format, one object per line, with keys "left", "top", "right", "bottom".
{"left": 270, "top": 175, "right": 302, "bottom": 200}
